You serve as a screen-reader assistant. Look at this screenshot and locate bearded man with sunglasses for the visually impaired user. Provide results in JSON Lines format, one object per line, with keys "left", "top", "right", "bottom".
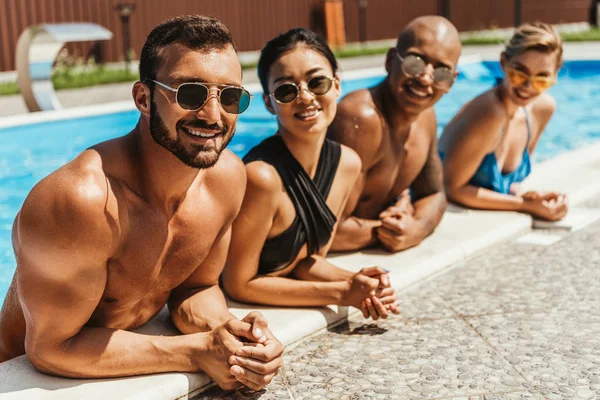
{"left": 0, "top": 15, "right": 283, "bottom": 392}
{"left": 328, "top": 16, "right": 461, "bottom": 253}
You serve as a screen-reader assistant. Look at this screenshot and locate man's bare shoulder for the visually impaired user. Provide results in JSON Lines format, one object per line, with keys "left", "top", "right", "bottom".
{"left": 15, "top": 150, "right": 118, "bottom": 257}
{"left": 329, "top": 89, "right": 385, "bottom": 167}
{"left": 204, "top": 150, "right": 247, "bottom": 206}
{"left": 414, "top": 107, "right": 438, "bottom": 138}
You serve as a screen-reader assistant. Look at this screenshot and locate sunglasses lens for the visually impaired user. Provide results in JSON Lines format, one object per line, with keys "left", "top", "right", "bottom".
{"left": 401, "top": 55, "right": 426, "bottom": 77}
{"left": 176, "top": 83, "right": 209, "bottom": 110}
{"left": 507, "top": 69, "right": 528, "bottom": 87}
{"left": 308, "top": 76, "right": 333, "bottom": 95}
{"left": 220, "top": 87, "right": 252, "bottom": 114}
{"left": 433, "top": 68, "right": 455, "bottom": 89}
{"left": 532, "top": 78, "right": 555, "bottom": 91}
{"left": 273, "top": 83, "right": 298, "bottom": 103}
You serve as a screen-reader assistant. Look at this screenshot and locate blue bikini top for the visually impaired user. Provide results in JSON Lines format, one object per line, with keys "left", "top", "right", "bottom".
{"left": 441, "top": 109, "right": 532, "bottom": 195}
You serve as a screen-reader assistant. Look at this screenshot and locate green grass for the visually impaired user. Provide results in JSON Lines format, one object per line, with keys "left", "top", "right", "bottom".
{"left": 52, "top": 67, "right": 138, "bottom": 90}
{"left": 0, "top": 81, "right": 19, "bottom": 96}
{"left": 334, "top": 45, "right": 392, "bottom": 59}
{"left": 561, "top": 27, "right": 600, "bottom": 42}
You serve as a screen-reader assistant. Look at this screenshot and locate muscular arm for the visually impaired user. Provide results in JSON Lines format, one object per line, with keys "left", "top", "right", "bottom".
{"left": 408, "top": 111, "right": 447, "bottom": 238}
{"left": 327, "top": 97, "right": 384, "bottom": 251}
{"left": 16, "top": 165, "right": 209, "bottom": 378}
{"left": 223, "top": 162, "right": 350, "bottom": 307}
{"left": 168, "top": 228, "right": 235, "bottom": 333}
{"left": 168, "top": 157, "right": 246, "bottom": 333}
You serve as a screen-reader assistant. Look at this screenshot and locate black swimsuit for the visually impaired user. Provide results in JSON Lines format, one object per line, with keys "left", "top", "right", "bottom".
{"left": 243, "top": 136, "right": 341, "bottom": 275}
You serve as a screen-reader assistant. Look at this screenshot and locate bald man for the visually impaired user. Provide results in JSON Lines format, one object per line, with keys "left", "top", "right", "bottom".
{"left": 328, "top": 16, "right": 461, "bottom": 253}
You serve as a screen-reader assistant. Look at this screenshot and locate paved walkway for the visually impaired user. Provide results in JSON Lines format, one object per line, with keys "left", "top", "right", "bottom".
{"left": 1, "top": 42, "right": 599, "bottom": 118}
{"left": 196, "top": 195, "right": 600, "bottom": 400}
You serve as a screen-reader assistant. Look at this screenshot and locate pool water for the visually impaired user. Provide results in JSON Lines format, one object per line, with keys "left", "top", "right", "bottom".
{"left": 0, "top": 60, "right": 599, "bottom": 300}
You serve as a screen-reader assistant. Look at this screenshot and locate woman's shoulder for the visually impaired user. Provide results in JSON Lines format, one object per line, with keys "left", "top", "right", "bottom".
{"left": 530, "top": 92, "right": 557, "bottom": 120}
{"left": 245, "top": 159, "right": 283, "bottom": 195}
{"left": 445, "top": 90, "right": 505, "bottom": 135}
{"left": 337, "top": 143, "right": 362, "bottom": 177}
{"left": 467, "top": 89, "right": 508, "bottom": 121}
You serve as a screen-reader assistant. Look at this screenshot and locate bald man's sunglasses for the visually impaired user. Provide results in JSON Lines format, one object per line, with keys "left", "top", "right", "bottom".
{"left": 149, "top": 80, "right": 253, "bottom": 114}
{"left": 506, "top": 68, "right": 556, "bottom": 91}
{"left": 396, "top": 52, "right": 456, "bottom": 91}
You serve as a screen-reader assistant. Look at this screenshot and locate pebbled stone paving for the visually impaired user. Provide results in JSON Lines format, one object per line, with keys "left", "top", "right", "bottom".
{"left": 195, "top": 201, "right": 600, "bottom": 399}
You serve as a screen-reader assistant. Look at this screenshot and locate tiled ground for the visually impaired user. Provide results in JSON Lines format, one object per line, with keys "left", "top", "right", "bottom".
{"left": 195, "top": 200, "right": 600, "bottom": 400}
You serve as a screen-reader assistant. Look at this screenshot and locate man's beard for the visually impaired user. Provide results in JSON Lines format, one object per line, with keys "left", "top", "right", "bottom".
{"left": 149, "top": 99, "right": 233, "bottom": 169}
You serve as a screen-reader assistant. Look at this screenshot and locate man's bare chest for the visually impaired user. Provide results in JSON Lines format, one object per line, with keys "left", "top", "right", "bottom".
{"left": 365, "top": 134, "right": 429, "bottom": 194}
{"left": 102, "top": 201, "right": 223, "bottom": 303}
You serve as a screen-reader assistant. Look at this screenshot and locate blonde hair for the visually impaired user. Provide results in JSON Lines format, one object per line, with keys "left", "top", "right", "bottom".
{"left": 505, "top": 22, "right": 563, "bottom": 68}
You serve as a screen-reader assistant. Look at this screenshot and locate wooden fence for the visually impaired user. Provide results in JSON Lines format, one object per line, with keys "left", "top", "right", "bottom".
{"left": 0, "top": 0, "right": 594, "bottom": 72}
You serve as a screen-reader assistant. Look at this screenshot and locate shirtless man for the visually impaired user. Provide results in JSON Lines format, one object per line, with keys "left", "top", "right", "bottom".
{"left": 0, "top": 15, "right": 282, "bottom": 392}
{"left": 328, "top": 16, "right": 462, "bottom": 253}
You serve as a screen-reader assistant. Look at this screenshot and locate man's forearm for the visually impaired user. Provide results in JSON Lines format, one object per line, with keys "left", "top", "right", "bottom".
{"left": 413, "top": 191, "right": 447, "bottom": 239}
{"left": 169, "top": 285, "right": 234, "bottom": 334}
{"left": 331, "top": 216, "right": 381, "bottom": 251}
{"left": 28, "top": 327, "right": 204, "bottom": 378}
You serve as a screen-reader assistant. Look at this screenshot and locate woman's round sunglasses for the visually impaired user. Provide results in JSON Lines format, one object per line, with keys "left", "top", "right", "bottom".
{"left": 396, "top": 52, "right": 456, "bottom": 91}
{"left": 269, "top": 76, "right": 335, "bottom": 104}
{"left": 149, "top": 80, "right": 253, "bottom": 114}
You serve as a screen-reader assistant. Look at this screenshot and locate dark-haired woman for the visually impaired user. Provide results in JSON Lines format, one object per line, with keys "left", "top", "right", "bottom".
{"left": 223, "top": 29, "right": 399, "bottom": 320}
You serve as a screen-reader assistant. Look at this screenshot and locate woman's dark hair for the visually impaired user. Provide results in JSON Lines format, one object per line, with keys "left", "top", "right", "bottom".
{"left": 257, "top": 28, "right": 338, "bottom": 94}
{"left": 139, "top": 15, "right": 236, "bottom": 82}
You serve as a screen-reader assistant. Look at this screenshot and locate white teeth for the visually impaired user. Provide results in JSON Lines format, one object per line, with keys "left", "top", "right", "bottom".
{"left": 297, "top": 110, "right": 319, "bottom": 118}
{"left": 407, "top": 84, "right": 429, "bottom": 98}
{"left": 184, "top": 127, "right": 217, "bottom": 138}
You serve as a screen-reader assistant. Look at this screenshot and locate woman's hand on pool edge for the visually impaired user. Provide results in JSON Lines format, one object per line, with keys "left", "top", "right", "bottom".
{"left": 521, "top": 191, "right": 568, "bottom": 221}
{"left": 343, "top": 267, "right": 398, "bottom": 320}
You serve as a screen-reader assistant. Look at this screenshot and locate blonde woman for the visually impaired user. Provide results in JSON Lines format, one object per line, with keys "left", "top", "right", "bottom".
{"left": 439, "top": 22, "right": 567, "bottom": 221}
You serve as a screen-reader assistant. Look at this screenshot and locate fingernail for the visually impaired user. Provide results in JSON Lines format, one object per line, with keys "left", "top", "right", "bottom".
{"left": 229, "top": 356, "right": 238, "bottom": 364}
{"left": 231, "top": 366, "right": 242, "bottom": 375}
{"left": 383, "top": 268, "right": 391, "bottom": 273}
{"left": 254, "top": 328, "right": 264, "bottom": 338}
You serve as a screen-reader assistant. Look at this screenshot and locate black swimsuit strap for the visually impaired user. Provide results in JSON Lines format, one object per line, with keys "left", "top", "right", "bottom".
{"left": 244, "top": 136, "right": 340, "bottom": 255}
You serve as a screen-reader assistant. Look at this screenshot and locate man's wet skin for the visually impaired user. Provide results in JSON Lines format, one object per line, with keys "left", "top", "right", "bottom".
{"left": 328, "top": 16, "right": 461, "bottom": 253}
{"left": 0, "top": 37, "right": 282, "bottom": 391}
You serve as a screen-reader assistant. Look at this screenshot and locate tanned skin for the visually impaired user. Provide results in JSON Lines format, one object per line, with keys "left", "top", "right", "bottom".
{"left": 223, "top": 45, "right": 399, "bottom": 320}
{"left": 0, "top": 42, "right": 283, "bottom": 392}
{"left": 328, "top": 16, "right": 461, "bottom": 253}
{"left": 438, "top": 49, "right": 567, "bottom": 221}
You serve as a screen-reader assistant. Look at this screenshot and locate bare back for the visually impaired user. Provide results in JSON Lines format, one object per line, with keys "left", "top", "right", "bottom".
{"left": 0, "top": 133, "right": 245, "bottom": 361}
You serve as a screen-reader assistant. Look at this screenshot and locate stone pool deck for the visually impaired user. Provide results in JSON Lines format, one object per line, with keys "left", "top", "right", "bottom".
{"left": 200, "top": 194, "right": 600, "bottom": 400}
{"left": 1, "top": 142, "right": 600, "bottom": 398}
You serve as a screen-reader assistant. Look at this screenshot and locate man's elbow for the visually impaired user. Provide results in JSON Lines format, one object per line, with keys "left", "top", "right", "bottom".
{"left": 26, "top": 340, "right": 78, "bottom": 377}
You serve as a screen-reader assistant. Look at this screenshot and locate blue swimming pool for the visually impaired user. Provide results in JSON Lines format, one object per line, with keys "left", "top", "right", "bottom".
{"left": 0, "top": 60, "right": 599, "bottom": 301}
